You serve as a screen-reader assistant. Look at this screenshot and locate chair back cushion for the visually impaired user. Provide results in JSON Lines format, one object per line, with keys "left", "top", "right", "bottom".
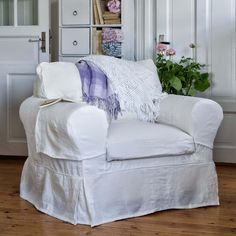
{"left": 119, "top": 59, "right": 163, "bottom": 120}
{"left": 35, "top": 62, "right": 82, "bottom": 101}
{"left": 136, "top": 59, "right": 162, "bottom": 93}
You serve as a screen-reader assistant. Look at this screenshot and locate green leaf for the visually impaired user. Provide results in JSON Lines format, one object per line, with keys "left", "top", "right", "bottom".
{"left": 170, "top": 76, "right": 182, "bottom": 91}
{"left": 201, "top": 72, "right": 209, "bottom": 80}
{"left": 187, "top": 87, "right": 197, "bottom": 96}
{"left": 166, "top": 60, "right": 172, "bottom": 71}
{"left": 194, "top": 76, "right": 210, "bottom": 92}
{"left": 179, "top": 76, "right": 186, "bottom": 82}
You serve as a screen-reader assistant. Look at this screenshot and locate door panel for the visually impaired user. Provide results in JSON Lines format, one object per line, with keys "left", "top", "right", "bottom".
{"left": 209, "top": 0, "right": 235, "bottom": 98}
{"left": 0, "top": 0, "right": 50, "bottom": 156}
{"left": 0, "top": 37, "right": 39, "bottom": 64}
{"left": 156, "top": 0, "right": 195, "bottom": 59}
{"left": 7, "top": 73, "right": 35, "bottom": 141}
{"left": 0, "top": 63, "right": 37, "bottom": 155}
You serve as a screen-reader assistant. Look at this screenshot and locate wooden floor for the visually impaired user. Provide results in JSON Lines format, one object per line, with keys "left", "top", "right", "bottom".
{"left": 0, "top": 158, "right": 236, "bottom": 236}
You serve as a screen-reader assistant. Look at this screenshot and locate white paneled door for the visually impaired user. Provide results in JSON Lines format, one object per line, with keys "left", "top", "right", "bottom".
{"left": 156, "top": 0, "right": 236, "bottom": 163}
{"left": 0, "top": 0, "right": 50, "bottom": 156}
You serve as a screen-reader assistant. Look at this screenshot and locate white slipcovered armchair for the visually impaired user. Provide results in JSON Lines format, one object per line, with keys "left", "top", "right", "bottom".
{"left": 19, "top": 60, "right": 223, "bottom": 226}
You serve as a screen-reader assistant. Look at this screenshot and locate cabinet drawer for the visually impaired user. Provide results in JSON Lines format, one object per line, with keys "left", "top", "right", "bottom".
{"left": 61, "top": 28, "right": 90, "bottom": 55}
{"left": 61, "top": 0, "right": 90, "bottom": 25}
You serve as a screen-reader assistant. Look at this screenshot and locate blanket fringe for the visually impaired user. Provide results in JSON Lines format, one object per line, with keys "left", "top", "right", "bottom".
{"left": 83, "top": 93, "right": 121, "bottom": 120}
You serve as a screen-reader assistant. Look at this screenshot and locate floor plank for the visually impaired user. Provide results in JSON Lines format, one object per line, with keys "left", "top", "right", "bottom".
{"left": 0, "top": 158, "right": 235, "bottom": 236}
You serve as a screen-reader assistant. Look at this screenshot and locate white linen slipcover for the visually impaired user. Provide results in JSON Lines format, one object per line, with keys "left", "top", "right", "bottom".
{"left": 20, "top": 148, "right": 218, "bottom": 226}
{"left": 19, "top": 95, "right": 223, "bottom": 226}
{"left": 20, "top": 97, "right": 109, "bottom": 161}
{"left": 27, "top": 95, "right": 222, "bottom": 162}
{"left": 31, "top": 96, "right": 196, "bottom": 162}
{"left": 107, "top": 120, "right": 195, "bottom": 161}
{"left": 159, "top": 95, "right": 223, "bottom": 148}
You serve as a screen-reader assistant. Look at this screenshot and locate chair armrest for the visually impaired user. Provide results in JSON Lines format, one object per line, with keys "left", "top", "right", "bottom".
{"left": 20, "top": 96, "right": 109, "bottom": 160}
{"left": 158, "top": 95, "right": 223, "bottom": 148}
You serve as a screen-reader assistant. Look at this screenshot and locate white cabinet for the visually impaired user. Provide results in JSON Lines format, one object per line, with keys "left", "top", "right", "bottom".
{"left": 58, "top": 0, "right": 135, "bottom": 62}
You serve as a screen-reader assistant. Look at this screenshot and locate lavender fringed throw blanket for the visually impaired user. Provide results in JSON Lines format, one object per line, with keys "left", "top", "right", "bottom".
{"left": 76, "top": 55, "right": 166, "bottom": 122}
{"left": 76, "top": 60, "right": 121, "bottom": 119}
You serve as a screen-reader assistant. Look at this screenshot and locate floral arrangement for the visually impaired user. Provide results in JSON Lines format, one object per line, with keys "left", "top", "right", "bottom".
{"left": 156, "top": 43, "right": 210, "bottom": 96}
{"left": 102, "top": 28, "right": 123, "bottom": 57}
{"left": 107, "top": 0, "right": 121, "bottom": 13}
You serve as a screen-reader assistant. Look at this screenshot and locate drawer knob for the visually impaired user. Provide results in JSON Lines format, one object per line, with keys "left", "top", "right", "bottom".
{"left": 73, "top": 40, "right": 78, "bottom": 46}
{"left": 73, "top": 10, "right": 78, "bottom": 16}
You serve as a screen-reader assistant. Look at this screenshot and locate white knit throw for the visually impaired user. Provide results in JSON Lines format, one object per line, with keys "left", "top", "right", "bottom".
{"left": 84, "top": 55, "right": 166, "bottom": 122}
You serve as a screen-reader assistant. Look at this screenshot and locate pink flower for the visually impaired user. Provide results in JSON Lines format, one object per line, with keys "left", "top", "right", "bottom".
{"left": 166, "top": 48, "right": 176, "bottom": 56}
{"left": 107, "top": 0, "right": 121, "bottom": 13}
{"left": 156, "top": 43, "right": 167, "bottom": 52}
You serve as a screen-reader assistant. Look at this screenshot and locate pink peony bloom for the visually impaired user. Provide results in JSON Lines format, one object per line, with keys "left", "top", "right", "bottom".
{"left": 107, "top": 0, "right": 121, "bottom": 13}
{"left": 156, "top": 43, "right": 167, "bottom": 52}
{"left": 166, "top": 48, "right": 176, "bottom": 56}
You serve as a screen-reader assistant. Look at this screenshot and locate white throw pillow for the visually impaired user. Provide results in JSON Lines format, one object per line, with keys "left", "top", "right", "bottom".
{"left": 34, "top": 62, "right": 82, "bottom": 101}
{"left": 136, "top": 59, "right": 162, "bottom": 93}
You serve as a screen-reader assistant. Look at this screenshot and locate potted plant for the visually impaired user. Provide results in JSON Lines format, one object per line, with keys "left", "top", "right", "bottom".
{"left": 156, "top": 43, "right": 210, "bottom": 96}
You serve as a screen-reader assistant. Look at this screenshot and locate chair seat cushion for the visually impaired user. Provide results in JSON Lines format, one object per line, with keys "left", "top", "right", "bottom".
{"left": 107, "top": 120, "right": 195, "bottom": 161}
